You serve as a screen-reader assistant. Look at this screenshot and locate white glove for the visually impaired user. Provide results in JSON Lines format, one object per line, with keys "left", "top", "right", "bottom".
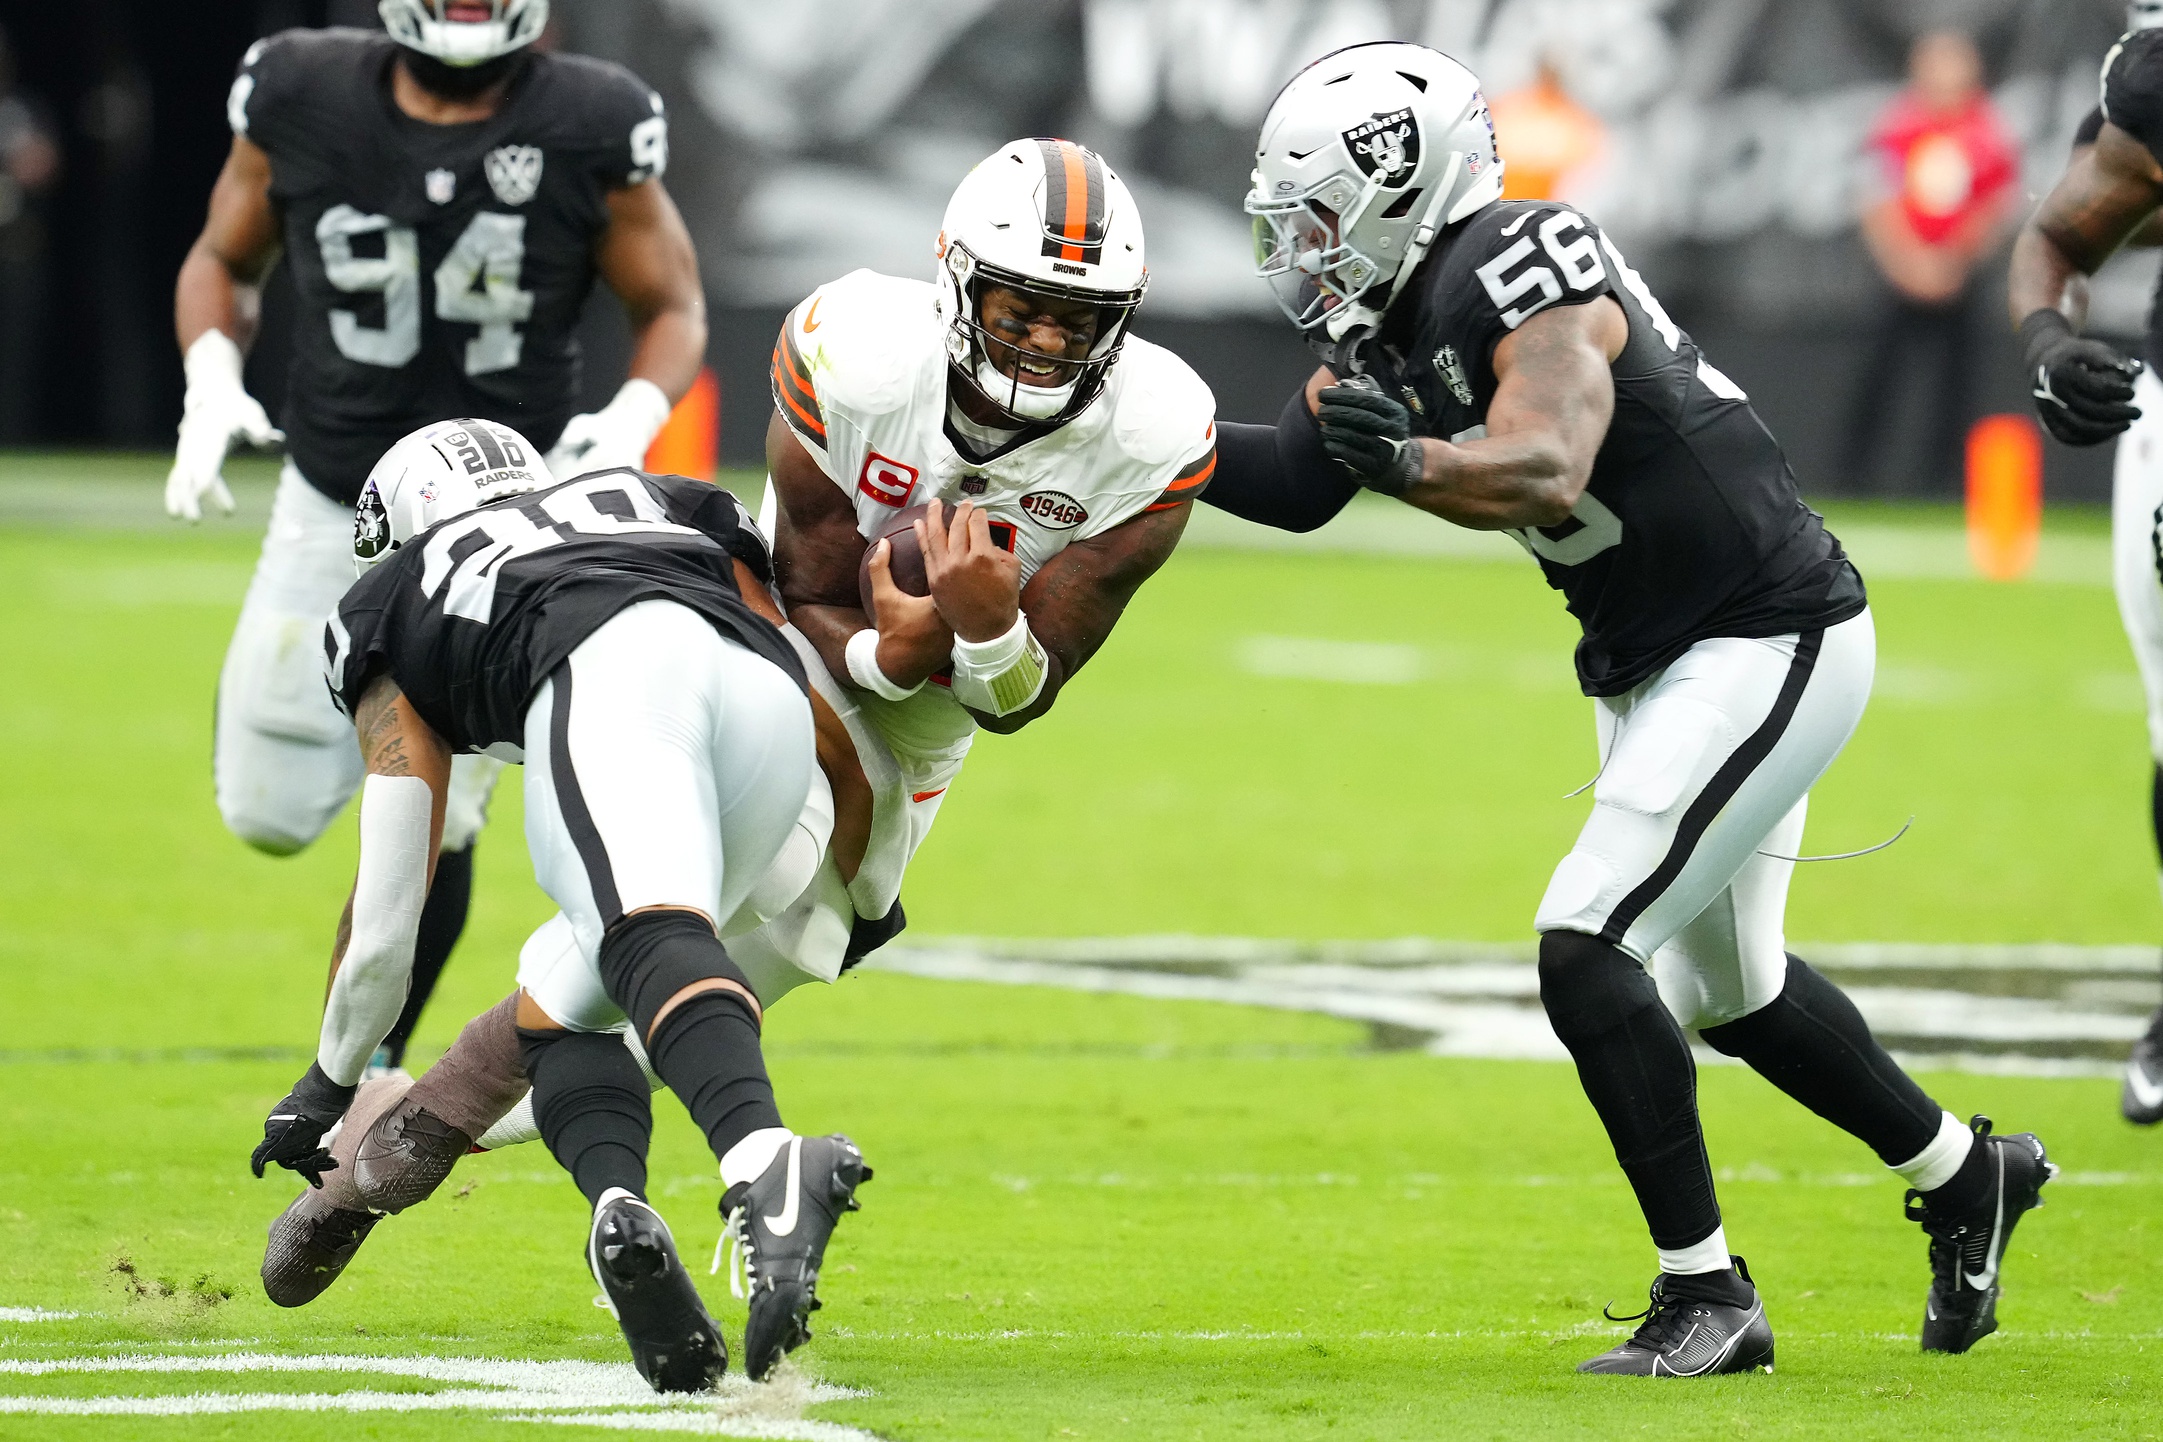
{"left": 545, "top": 377, "right": 673, "bottom": 479}
{"left": 166, "top": 330, "right": 283, "bottom": 522}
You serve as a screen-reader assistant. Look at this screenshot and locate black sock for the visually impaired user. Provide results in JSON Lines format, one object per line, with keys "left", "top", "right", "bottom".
{"left": 381, "top": 844, "right": 475, "bottom": 1067}
{"left": 648, "top": 990, "right": 783, "bottom": 1161}
{"left": 1537, "top": 930, "right": 1720, "bottom": 1250}
{"left": 1699, "top": 954, "right": 1940, "bottom": 1166}
{"left": 519, "top": 1026, "right": 650, "bottom": 1207}
{"left": 598, "top": 910, "right": 784, "bottom": 1165}
{"left": 1663, "top": 1264, "right": 1754, "bottom": 1307}
{"left": 1924, "top": 1129, "right": 1993, "bottom": 1214}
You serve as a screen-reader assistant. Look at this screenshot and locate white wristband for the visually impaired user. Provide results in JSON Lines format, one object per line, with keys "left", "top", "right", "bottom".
{"left": 317, "top": 774, "right": 434, "bottom": 1085}
{"left": 604, "top": 377, "right": 674, "bottom": 454}
{"left": 182, "top": 329, "right": 247, "bottom": 400}
{"left": 845, "top": 628, "right": 923, "bottom": 701}
{"left": 949, "top": 612, "right": 1048, "bottom": 717}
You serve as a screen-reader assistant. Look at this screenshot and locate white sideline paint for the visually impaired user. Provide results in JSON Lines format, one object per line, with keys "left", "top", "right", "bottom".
{"left": 0, "top": 1353, "right": 875, "bottom": 1438}
{"left": 869, "top": 937, "right": 2158, "bottom": 1075}
{"left": 0, "top": 1309, "right": 77, "bottom": 1322}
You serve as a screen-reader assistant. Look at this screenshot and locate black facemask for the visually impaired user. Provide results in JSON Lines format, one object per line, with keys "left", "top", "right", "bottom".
{"left": 398, "top": 47, "right": 530, "bottom": 103}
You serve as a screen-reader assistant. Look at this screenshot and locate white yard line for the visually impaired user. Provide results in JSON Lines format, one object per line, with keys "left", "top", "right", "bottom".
{"left": 870, "top": 938, "right": 2155, "bottom": 1075}
{"left": 0, "top": 1353, "right": 874, "bottom": 1437}
{"left": 0, "top": 1309, "right": 77, "bottom": 1322}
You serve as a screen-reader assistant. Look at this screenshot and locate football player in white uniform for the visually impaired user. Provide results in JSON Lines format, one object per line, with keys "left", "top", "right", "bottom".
{"left": 171, "top": 0, "right": 707, "bottom": 1072}
{"left": 255, "top": 136, "right": 1217, "bottom": 1361}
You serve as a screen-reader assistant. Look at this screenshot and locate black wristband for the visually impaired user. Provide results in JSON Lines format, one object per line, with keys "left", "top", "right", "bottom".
{"left": 294, "top": 1059, "right": 357, "bottom": 1115}
{"left": 2018, "top": 308, "right": 2074, "bottom": 373}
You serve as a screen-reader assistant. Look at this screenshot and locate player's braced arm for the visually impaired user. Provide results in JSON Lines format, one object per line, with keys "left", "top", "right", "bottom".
{"left": 2009, "top": 124, "right": 2163, "bottom": 328}
{"left": 175, "top": 134, "right": 281, "bottom": 353}
{"left": 970, "top": 500, "right": 1193, "bottom": 735}
{"left": 317, "top": 677, "right": 452, "bottom": 1087}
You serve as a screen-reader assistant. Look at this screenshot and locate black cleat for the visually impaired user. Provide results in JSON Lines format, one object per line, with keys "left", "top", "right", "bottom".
{"left": 1908, "top": 1116, "right": 2056, "bottom": 1354}
{"left": 261, "top": 1187, "right": 380, "bottom": 1307}
{"left": 719, "top": 1133, "right": 871, "bottom": 1380}
{"left": 353, "top": 1100, "right": 471, "bottom": 1214}
{"left": 2123, "top": 1006, "right": 2163, "bottom": 1125}
{"left": 589, "top": 1189, "right": 727, "bottom": 1393}
{"left": 1578, "top": 1256, "right": 1775, "bottom": 1377}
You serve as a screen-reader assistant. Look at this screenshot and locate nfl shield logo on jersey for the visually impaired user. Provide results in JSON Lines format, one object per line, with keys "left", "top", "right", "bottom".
{"left": 485, "top": 145, "right": 544, "bottom": 207}
{"left": 1342, "top": 109, "right": 1419, "bottom": 187}
{"left": 424, "top": 168, "right": 456, "bottom": 205}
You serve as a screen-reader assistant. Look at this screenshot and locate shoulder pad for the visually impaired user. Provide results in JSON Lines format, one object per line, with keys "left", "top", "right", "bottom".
{"left": 794, "top": 271, "right": 940, "bottom": 419}
{"left": 2104, "top": 29, "right": 2163, "bottom": 161}
{"left": 230, "top": 28, "right": 382, "bottom": 138}
{"left": 1108, "top": 337, "right": 1217, "bottom": 468}
{"left": 1436, "top": 199, "right": 1611, "bottom": 332}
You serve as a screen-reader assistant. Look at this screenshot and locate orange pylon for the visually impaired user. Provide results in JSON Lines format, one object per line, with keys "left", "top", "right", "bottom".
{"left": 1965, "top": 413, "right": 2042, "bottom": 582}
{"left": 645, "top": 366, "right": 719, "bottom": 481}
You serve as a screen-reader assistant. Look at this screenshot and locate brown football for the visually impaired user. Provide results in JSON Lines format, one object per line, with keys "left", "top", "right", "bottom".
{"left": 858, "top": 503, "right": 933, "bottom": 616}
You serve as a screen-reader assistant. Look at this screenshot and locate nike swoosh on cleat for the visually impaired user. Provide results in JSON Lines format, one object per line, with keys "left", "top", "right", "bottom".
{"left": 762, "top": 1136, "right": 803, "bottom": 1238}
{"left": 2127, "top": 1063, "right": 2163, "bottom": 1111}
{"left": 1962, "top": 1147, "right": 2008, "bottom": 1291}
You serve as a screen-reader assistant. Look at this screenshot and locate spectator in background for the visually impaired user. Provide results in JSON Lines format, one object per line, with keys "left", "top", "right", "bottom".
{"left": 1488, "top": 52, "right": 1605, "bottom": 203}
{"left": 0, "top": 23, "right": 61, "bottom": 441}
{"left": 1844, "top": 29, "right": 2018, "bottom": 494}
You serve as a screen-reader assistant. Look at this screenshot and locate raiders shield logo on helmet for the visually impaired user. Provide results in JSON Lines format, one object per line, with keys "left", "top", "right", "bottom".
{"left": 484, "top": 145, "right": 544, "bottom": 207}
{"left": 354, "top": 480, "right": 391, "bottom": 563}
{"left": 1342, "top": 109, "right": 1420, "bottom": 187}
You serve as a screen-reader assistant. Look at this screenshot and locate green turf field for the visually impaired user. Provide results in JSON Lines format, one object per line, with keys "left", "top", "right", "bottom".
{"left": 2, "top": 454, "right": 2161, "bottom": 1438}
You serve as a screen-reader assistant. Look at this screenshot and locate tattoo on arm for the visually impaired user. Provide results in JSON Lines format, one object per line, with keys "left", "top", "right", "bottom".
{"left": 354, "top": 677, "right": 411, "bottom": 777}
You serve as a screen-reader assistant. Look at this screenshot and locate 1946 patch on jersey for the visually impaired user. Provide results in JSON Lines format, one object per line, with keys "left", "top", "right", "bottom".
{"left": 1018, "top": 490, "right": 1088, "bottom": 529}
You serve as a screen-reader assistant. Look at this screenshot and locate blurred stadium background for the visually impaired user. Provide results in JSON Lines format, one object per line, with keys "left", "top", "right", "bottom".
{"left": 1, "top": 0, "right": 2151, "bottom": 497}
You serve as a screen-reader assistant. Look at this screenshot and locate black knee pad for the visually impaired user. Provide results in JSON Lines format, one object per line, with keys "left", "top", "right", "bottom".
{"left": 1537, "top": 929, "right": 1663, "bottom": 1044}
{"left": 597, "top": 909, "right": 760, "bottom": 1041}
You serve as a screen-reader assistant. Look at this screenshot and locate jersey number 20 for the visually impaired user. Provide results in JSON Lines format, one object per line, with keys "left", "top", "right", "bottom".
{"left": 316, "top": 205, "right": 536, "bottom": 376}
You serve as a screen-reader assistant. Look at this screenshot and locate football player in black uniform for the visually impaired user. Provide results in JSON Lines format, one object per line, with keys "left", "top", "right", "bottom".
{"left": 169, "top": 0, "right": 705, "bottom": 1072}
{"left": 1217, "top": 43, "right": 2054, "bottom": 1373}
{"left": 2009, "top": 4, "right": 2163, "bottom": 1125}
{"left": 248, "top": 418, "right": 868, "bottom": 1391}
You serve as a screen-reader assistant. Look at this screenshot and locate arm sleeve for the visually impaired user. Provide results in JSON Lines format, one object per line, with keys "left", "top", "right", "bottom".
{"left": 1204, "top": 387, "right": 1360, "bottom": 534}
{"left": 317, "top": 774, "right": 434, "bottom": 1084}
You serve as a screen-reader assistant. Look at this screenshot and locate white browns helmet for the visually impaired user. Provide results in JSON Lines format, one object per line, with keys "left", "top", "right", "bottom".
{"left": 1247, "top": 43, "right": 1504, "bottom": 343}
{"left": 355, "top": 418, "right": 551, "bottom": 573}
{"left": 935, "top": 139, "right": 1148, "bottom": 425}
{"left": 378, "top": 0, "right": 548, "bottom": 67}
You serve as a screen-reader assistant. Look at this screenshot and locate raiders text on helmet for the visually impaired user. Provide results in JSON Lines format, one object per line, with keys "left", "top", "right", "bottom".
{"left": 936, "top": 139, "right": 1149, "bottom": 426}
{"left": 1247, "top": 42, "right": 1505, "bottom": 346}
{"left": 378, "top": 0, "right": 549, "bottom": 67}
{"left": 355, "top": 418, "right": 552, "bottom": 573}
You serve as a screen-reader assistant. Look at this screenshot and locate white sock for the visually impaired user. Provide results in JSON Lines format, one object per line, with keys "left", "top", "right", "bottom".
{"left": 719, "top": 1127, "right": 793, "bottom": 1188}
{"left": 1657, "top": 1227, "right": 1733, "bottom": 1277}
{"left": 1890, "top": 1110, "right": 1972, "bottom": 1192}
{"left": 593, "top": 1184, "right": 642, "bottom": 1214}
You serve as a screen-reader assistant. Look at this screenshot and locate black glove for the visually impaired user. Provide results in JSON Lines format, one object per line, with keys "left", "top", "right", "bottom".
{"left": 2022, "top": 309, "right": 2143, "bottom": 446}
{"left": 251, "top": 1061, "right": 355, "bottom": 1187}
{"left": 1315, "top": 380, "right": 1424, "bottom": 497}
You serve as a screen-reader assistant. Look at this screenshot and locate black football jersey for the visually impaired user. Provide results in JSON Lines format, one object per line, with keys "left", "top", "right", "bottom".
{"left": 1363, "top": 199, "right": 1865, "bottom": 696}
{"left": 231, "top": 28, "right": 668, "bottom": 504}
{"left": 326, "top": 472, "right": 803, "bottom": 752}
{"left": 2093, "top": 30, "right": 2163, "bottom": 370}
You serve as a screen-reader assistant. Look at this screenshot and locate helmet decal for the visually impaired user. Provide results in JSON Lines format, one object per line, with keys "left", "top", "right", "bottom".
{"left": 354, "top": 481, "right": 392, "bottom": 562}
{"left": 1035, "top": 139, "right": 1107, "bottom": 265}
{"left": 1342, "top": 110, "right": 1421, "bottom": 187}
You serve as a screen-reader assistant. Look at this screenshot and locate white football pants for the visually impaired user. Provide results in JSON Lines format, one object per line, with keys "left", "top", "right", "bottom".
{"left": 2113, "top": 368, "right": 2163, "bottom": 766}
{"left": 1534, "top": 610, "right": 1876, "bottom": 1030}
{"left": 213, "top": 462, "right": 501, "bottom": 854}
{"left": 516, "top": 600, "right": 816, "bottom": 1032}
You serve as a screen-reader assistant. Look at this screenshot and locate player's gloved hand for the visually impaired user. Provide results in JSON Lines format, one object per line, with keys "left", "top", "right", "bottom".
{"left": 2021, "top": 309, "right": 2143, "bottom": 447}
{"left": 1315, "top": 380, "right": 1424, "bottom": 496}
{"left": 545, "top": 377, "right": 673, "bottom": 479}
{"left": 251, "top": 1061, "right": 356, "bottom": 1188}
{"left": 166, "top": 330, "right": 283, "bottom": 522}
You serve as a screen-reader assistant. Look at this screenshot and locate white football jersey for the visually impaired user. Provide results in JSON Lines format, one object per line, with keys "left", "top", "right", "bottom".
{"left": 771, "top": 267, "right": 1217, "bottom": 765}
